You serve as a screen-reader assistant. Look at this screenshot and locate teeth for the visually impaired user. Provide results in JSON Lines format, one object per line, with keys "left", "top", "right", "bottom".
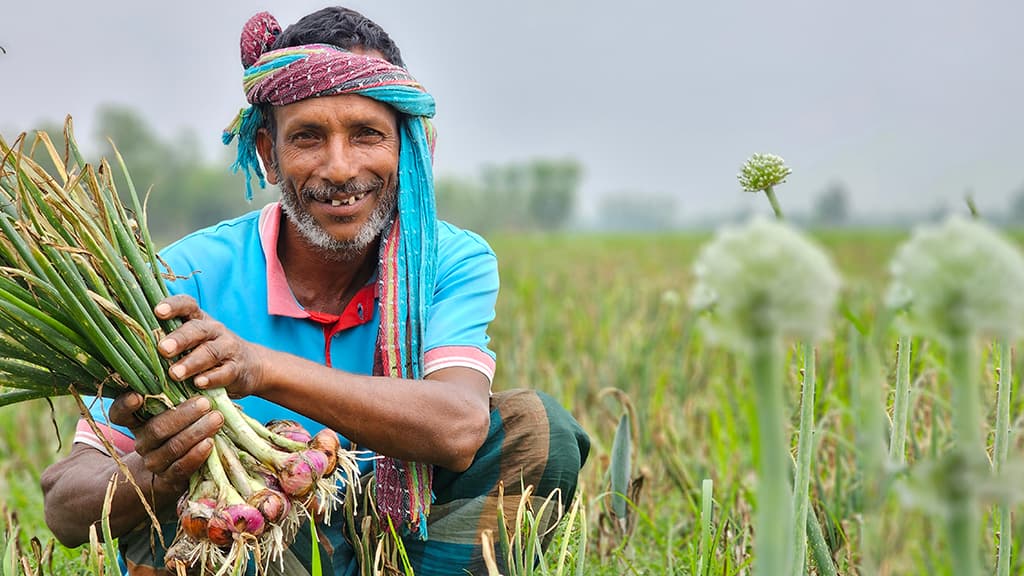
{"left": 329, "top": 192, "right": 367, "bottom": 207}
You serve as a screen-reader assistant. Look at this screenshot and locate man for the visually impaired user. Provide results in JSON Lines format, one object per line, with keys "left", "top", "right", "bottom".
{"left": 40, "top": 7, "right": 589, "bottom": 575}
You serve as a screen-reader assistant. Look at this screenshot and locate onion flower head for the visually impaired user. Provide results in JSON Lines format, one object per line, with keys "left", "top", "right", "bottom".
{"left": 737, "top": 153, "right": 792, "bottom": 193}
{"left": 689, "top": 216, "right": 841, "bottom": 351}
{"left": 886, "top": 215, "right": 1024, "bottom": 341}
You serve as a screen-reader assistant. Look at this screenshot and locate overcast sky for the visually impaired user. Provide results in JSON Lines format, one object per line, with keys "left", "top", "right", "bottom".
{"left": 2, "top": 1, "right": 1022, "bottom": 221}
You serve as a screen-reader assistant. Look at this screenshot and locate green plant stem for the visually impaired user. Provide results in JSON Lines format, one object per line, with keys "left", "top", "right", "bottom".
{"left": 888, "top": 336, "right": 913, "bottom": 464}
{"left": 752, "top": 330, "right": 791, "bottom": 576}
{"left": 205, "top": 387, "right": 287, "bottom": 470}
{"left": 204, "top": 440, "right": 244, "bottom": 507}
{"left": 995, "top": 343, "right": 1013, "bottom": 576}
{"left": 764, "top": 187, "right": 785, "bottom": 220}
{"left": 949, "top": 328, "right": 980, "bottom": 576}
{"left": 805, "top": 502, "right": 838, "bottom": 576}
{"left": 792, "top": 343, "right": 816, "bottom": 575}
{"left": 849, "top": 323, "right": 886, "bottom": 576}
{"left": 697, "top": 479, "right": 713, "bottom": 576}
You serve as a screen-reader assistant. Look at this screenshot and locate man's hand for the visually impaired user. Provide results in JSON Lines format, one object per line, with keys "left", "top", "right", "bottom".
{"left": 108, "top": 392, "right": 222, "bottom": 495}
{"left": 154, "top": 294, "right": 267, "bottom": 397}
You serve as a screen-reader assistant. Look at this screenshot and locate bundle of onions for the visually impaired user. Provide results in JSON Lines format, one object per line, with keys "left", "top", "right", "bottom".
{"left": 0, "top": 119, "right": 359, "bottom": 575}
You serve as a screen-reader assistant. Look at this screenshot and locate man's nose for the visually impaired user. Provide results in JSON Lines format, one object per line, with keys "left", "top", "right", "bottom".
{"left": 318, "top": 137, "right": 359, "bottom": 184}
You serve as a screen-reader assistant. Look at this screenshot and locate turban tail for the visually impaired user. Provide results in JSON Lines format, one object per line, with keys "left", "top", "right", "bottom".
{"left": 223, "top": 12, "right": 438, "bottom": 538}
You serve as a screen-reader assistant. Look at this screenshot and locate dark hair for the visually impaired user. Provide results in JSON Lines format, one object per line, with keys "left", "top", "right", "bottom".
{"left": 259, "top": 7, "right": 404, "bottom": 145}
{"left": 273, "top": 6, "right": 404, "bottom": 67}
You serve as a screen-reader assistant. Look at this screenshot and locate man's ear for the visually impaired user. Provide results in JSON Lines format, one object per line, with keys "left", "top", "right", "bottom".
{"left": 256, "top": 127, "right": 279, "bottom": 185}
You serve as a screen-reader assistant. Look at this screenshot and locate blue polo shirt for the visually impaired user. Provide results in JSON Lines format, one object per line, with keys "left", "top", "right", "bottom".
{"left": 75, "top": 202, "right": 499, "bottom": 474}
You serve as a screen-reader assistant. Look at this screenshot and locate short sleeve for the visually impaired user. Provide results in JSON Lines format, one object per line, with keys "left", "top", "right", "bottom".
{"left": 423, "top": 223, "right": 499, "bottom": 382}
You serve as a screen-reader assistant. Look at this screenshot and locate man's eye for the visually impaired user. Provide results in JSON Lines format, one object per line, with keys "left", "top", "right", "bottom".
{"left": 290, "top": 132, "right": 317, "bottom": 143}
{"left": 355, "top": 128, "right": 385, "bottom": 142}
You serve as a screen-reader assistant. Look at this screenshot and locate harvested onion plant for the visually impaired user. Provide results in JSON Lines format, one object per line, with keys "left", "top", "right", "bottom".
{"left": 0, "top": 120, "right": 360, "bottom": 575}
{"left": 690, "top": 216, "right": 840, "bottom": 576}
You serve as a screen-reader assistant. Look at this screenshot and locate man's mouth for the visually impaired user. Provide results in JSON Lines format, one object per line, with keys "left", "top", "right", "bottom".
{"left": 327, "top": 191, "right": 369, "bottom": 207}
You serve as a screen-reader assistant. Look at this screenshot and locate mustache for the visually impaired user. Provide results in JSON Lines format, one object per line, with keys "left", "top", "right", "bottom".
{"left": 302, "top": 177, "right": 384, "bottom": 203}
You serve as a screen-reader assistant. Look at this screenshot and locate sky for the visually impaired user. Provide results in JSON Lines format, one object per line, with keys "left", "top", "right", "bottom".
{"left": 2, "top": 0, "right": 1023, "bottom": 223}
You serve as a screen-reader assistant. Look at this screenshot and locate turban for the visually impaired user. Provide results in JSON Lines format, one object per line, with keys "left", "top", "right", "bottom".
{"left": 223, "top": 12, "right": 438, "bottom": 539}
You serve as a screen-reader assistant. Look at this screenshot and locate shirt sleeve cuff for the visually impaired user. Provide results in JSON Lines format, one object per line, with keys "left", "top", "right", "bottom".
{"left": 423, "top": 345, "right": 496, "bottom": 383}
{"left": 73, "top": 418, "right": 135, "bottom": 456}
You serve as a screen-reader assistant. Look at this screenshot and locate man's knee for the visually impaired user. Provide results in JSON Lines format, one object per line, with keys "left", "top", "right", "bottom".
{"left": 491, "top": 389, "right": 589, "bottom": 499}
{"left": 432, "top": 389, "right": 589, "bottom": 504}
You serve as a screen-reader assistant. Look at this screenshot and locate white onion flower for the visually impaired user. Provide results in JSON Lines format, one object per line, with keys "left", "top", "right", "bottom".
{"left": 737, "top": 153, "right": 792, "bottom": 193}
{"left": 689, "top": 216, "right": 841, "bottom": 351}
{"left": 887, "top": 215, "right": 1024, "bottom": 340}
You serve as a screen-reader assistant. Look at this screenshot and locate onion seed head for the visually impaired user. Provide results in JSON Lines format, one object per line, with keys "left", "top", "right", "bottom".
{"left": 689, "top": 216, "right": 841, "bottom": 351}
{"left": 738, "top": 153, "right": 792, "bottom": 193}
{"left": 887, "top": 215, "right": 1024, "bottom": 340}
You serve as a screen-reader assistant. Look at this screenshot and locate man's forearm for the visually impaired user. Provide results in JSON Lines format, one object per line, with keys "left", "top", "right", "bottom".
{"left": 257, "top": 350, "right": 490, "bottom": 471}
{"left": 41, "top": 445, "right": 183, "bottom": 547}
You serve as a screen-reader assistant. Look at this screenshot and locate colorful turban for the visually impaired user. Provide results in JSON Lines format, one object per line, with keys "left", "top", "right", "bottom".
{"left": 223, "top": 12, "right": 439, "bottom": 539}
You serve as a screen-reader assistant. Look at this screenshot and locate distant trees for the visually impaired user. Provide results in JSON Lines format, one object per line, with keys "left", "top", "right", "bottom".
{"left": 93, "top": 105, "right": 257, "bottom": 242}
{"left": 436, "top": 158, "right": 582, "bottom": 232}
{"left": 1012, "top": 184, "right": 1024, "bottom": 224}
{"left": 596, "top": 192, "right": 678, "bottom": 231}
{"left": 812, "top": 181, "right": 850, "bottom": 225}
{"left": 22, "top": 106, "right": 584, "bottom": 239}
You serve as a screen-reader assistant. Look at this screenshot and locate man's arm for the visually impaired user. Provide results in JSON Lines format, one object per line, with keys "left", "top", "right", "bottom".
{"left": 40, "top": 395, "right": 222, "bottom": 547}
{"left": 260, "top": 363, "right": 490, "bottom": 472}
{"left": 154, "top": 295, "right": 491, "bottom": 472}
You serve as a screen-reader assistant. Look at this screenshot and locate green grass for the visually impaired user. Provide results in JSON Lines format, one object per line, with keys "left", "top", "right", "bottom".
{"left": 3, "top": 230, "right": 1024, "bottom": 575}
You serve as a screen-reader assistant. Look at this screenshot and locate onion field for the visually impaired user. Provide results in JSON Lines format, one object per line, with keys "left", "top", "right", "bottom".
{"left": 3, "top": 227, "right": 1024, "bottom": 575}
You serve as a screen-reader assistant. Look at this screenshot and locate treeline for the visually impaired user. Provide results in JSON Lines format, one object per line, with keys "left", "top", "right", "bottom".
{"left": 20, "top": 105, "right": 586, "bottom": 244}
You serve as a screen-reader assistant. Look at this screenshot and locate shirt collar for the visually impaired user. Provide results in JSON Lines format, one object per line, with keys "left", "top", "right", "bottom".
{"left": 258, "top": 202, "right": 377, "bottom": 323}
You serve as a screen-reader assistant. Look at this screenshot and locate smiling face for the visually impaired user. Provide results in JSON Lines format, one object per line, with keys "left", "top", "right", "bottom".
{"left": 257, "top": 93, "right": 400, "bottom": 262}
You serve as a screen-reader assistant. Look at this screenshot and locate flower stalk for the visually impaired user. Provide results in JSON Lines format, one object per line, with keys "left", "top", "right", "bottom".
{"left": 948, "top": 326, "right": 981, "bottom": 576}
{"left": 994, "top": 343, "right": 1013, "bottom": 576}
{"left": 791, "top": 343, "right": 816, "bottom": 575}
{"left": 888, "top": 335, "right": 913, "bottom": 465}
{"left": 751, "top": 327, "right": 791, "bottom": 576}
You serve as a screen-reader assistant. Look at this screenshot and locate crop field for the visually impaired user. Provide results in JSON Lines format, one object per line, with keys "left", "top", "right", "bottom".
{"left": 2, "top": 228, "right": 1023, "bottom": 575}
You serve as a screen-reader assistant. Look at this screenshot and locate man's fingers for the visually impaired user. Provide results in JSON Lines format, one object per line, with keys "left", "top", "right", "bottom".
{"left": 158, "top": 318, "right": 219, "bottom": 359}
{"left": 108, "top": 392, "right": 145, "bottom": 428}
{"left": 154, "top": 436, "right": 216, "bottom": 487}
{"left": 153, "top": 294, "right": 204, "bottom": 322}
{"left": 132, "top": 396, "right": 213, "bottom": 455}
{"left": 168, "top": 339, "right": 230, "bottom": 382}
{"left": 141, "top": 411, "right": 222, "bottom": 476}
{"left": 194, "top": 362, "right": 239, "bottom": 391}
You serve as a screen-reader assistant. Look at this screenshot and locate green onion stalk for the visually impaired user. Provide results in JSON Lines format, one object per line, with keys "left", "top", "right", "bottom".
{"left": 689, "top": 216, "right": 840, "bottom": 576}
{"left": 0, "top": 121, "right": 360, "bottom": 575}
{"left": 994, "top": 343, "right": 1013, "bottom": 576}
{"left": 887, "top": 216, "right": 1024, "bottom": 576}
{"left": 737, "top": 152, "right": 830, "bottom": 575}
{"left": 888, "top": 335, "right": 913, "bottom": 465}
{"left": 791, "top": 343, "right": 816, "bottom": 575}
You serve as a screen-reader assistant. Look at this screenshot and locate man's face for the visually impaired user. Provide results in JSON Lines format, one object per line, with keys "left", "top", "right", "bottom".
{"left": 262, "top": 93, "right": 400, "bottom": 261}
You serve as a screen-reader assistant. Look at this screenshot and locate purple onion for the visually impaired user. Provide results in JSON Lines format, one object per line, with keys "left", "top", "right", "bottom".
{"left": 266, "top": 419, "right": 312, "bottom": 444}
{"left": 208, "top": 503, "right": 266, "bottom": 544}
{"left": 248, "top": 489, "right": 290, "bottom": 524}
{"left": 309, "top": 429, "right": 341, "bottom": 476}
{"left": 278, "top": 450, "right": 329, "bottom": 497}
{"left": 178, "top": 498, "right": 217, "bottom": 540}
